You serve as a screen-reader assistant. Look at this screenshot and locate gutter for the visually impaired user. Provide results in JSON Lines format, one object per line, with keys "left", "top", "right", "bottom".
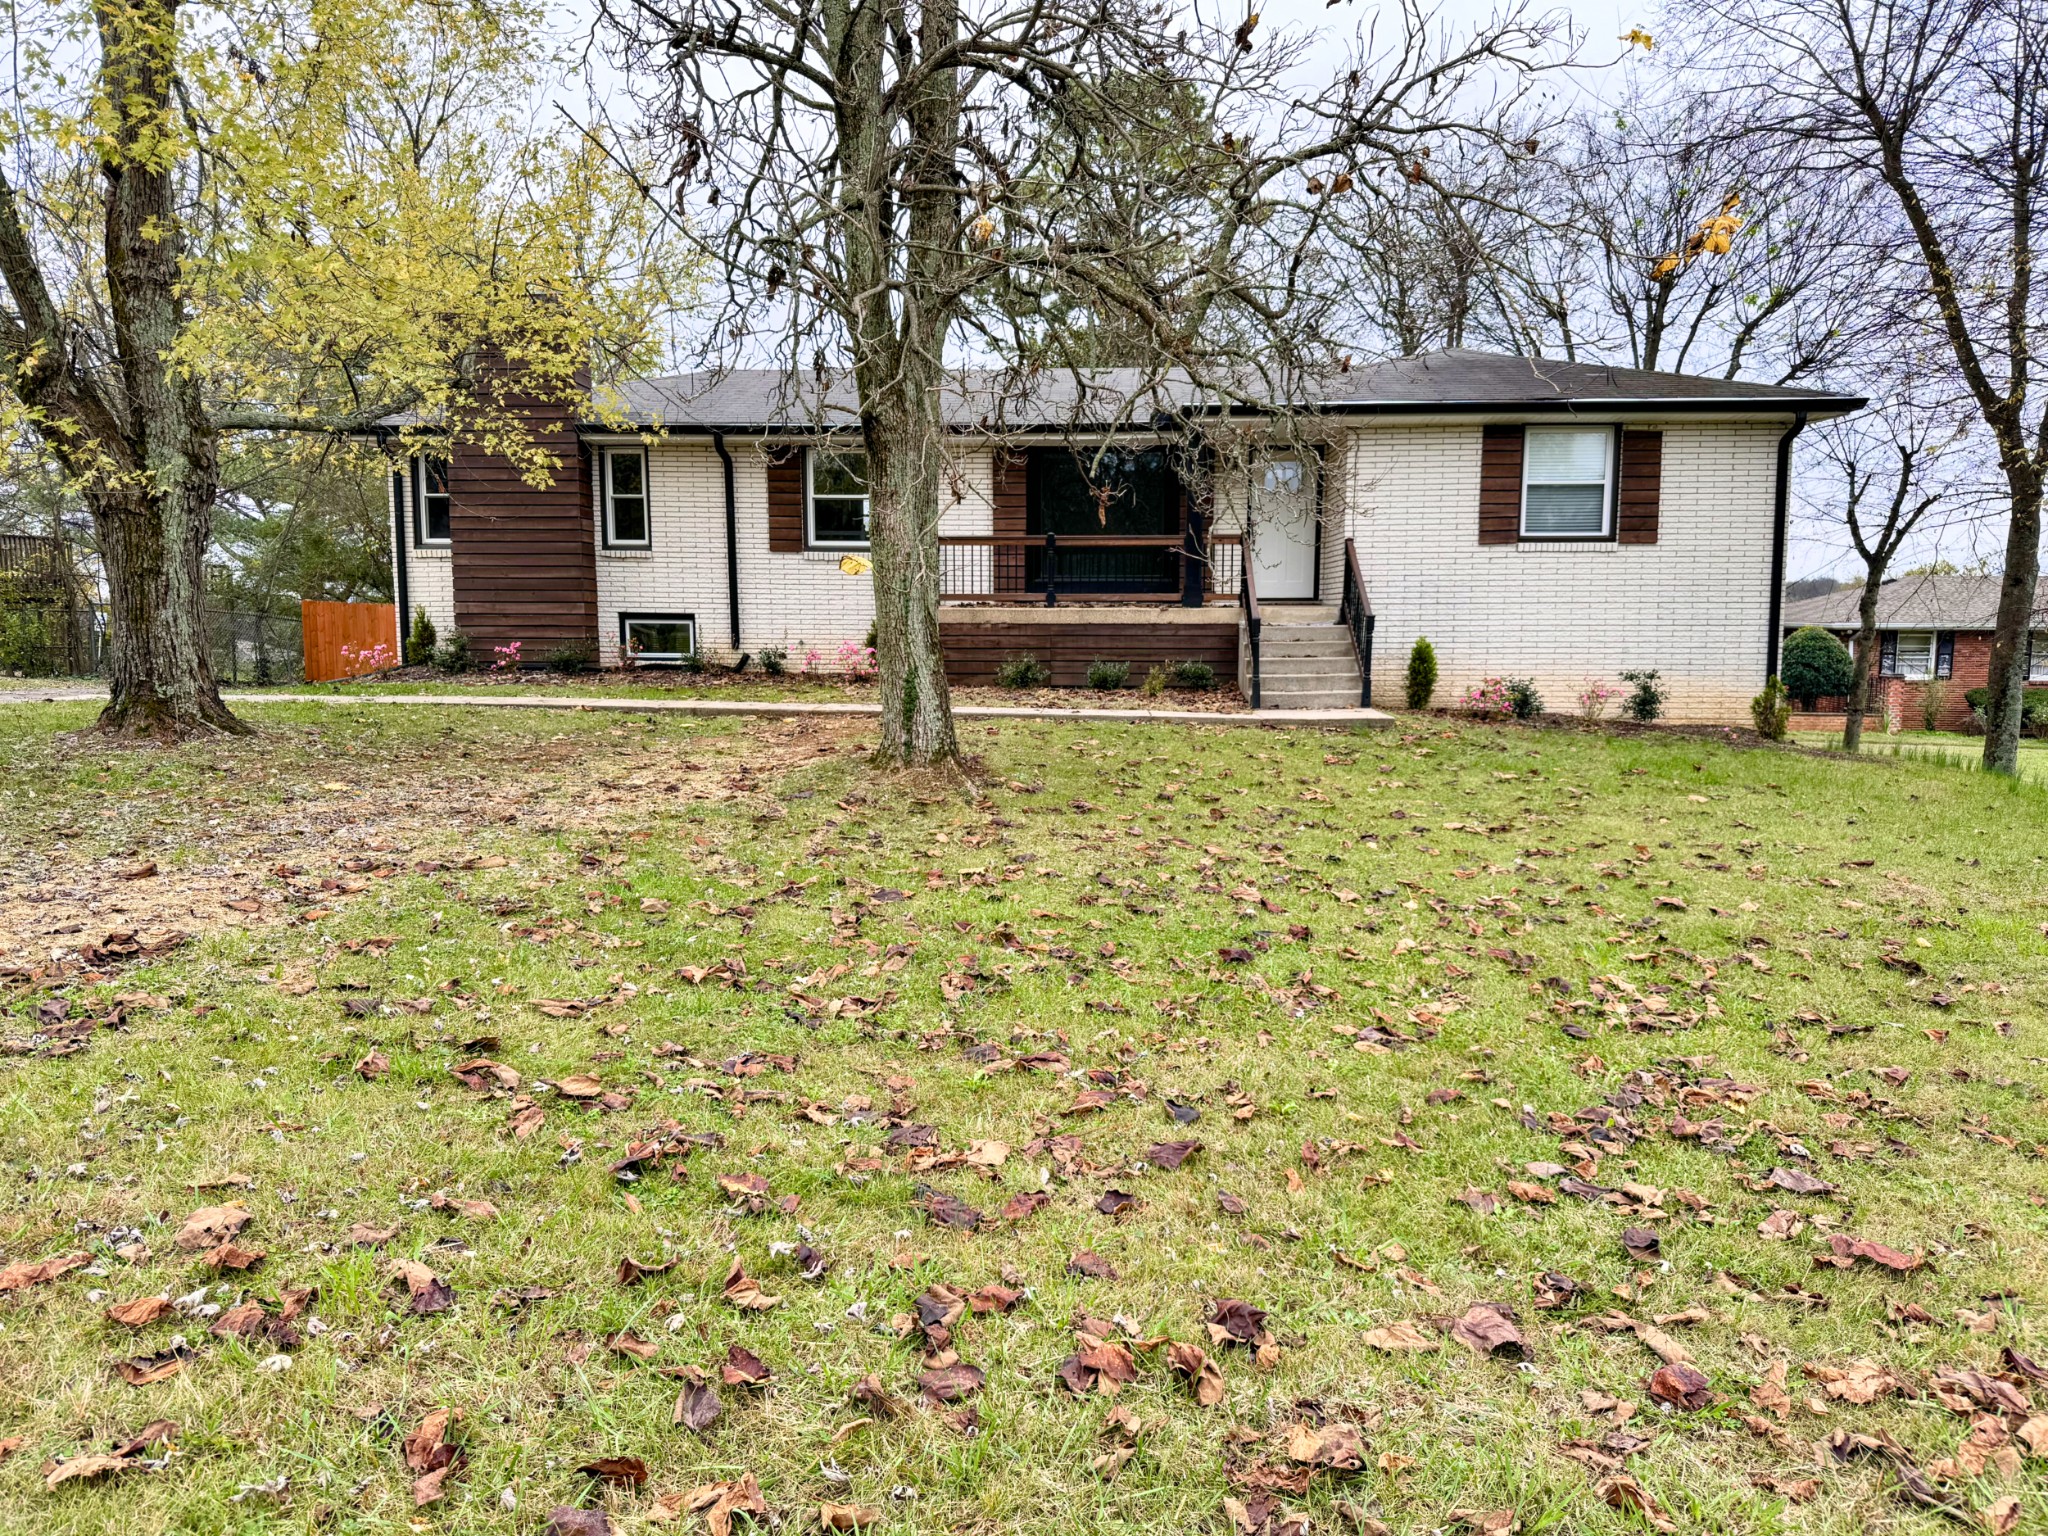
{"left": 712, "top": 430, "right": 740, "bottom": 648}
{"left": 1765, "top": 411, "right": 1810, "bottom": 682}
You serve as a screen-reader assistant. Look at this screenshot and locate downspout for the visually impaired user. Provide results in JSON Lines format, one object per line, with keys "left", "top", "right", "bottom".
{"left": 713, "top": 431, "right": 740, "bottom": 649}
{"left": 1765, "top": 411, "right": 1809, "bottom": 682}
{"left": 385, "top": 433, "right": 411, "bottom": 660}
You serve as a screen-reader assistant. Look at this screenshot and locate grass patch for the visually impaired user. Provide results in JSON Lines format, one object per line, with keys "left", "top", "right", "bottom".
{"left": 0, "top": 703, "right": 2044, "bottom": 1534}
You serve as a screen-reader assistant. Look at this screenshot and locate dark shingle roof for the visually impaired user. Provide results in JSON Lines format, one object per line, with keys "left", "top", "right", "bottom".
{"left": 590, "top": 348, "right": 1863, "bottom": 432}
{"left": 1781, "top": 573, "right": 2048, "bottom": 631}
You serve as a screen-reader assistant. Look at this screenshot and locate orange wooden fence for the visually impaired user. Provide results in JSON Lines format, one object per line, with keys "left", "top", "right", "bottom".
{"left": 302, "top": 600, "right": 400, "bottom": 681}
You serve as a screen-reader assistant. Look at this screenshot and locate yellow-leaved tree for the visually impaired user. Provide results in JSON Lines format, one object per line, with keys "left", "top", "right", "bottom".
{"left": 0, "top": 0, "right": 692, "bottom": 734}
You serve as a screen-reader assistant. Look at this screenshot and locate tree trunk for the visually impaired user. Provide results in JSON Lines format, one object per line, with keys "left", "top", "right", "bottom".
{"left": 864, "top": 379, "right": 959, "bottom": 768}
{"left": 92, "top": 480, "right": 242, "bottom": 737}
{"left": 91, "top": 0, "right": 244, "bottom": 738}
{"left": 1981, "top": 471, "right": 2043, "bottom": 774}
{"left": 1842, "top": 570, "right": 1887, "bottom": 753}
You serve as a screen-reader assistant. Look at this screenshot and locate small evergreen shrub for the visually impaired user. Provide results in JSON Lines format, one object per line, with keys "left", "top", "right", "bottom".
{"left": 1504, "top": 677, "right": 1543, "bottom": 720}
{"left": 995, "top": 653, "right": 1050, "bottom": 688}
{"left": 1142, "top": 665, "right": 1169, "bottom": 697}
{"left": 544, "top": 640, "right": 595, "bottom": 672}
{"left": 1086, "top": 658, "right": 1131, "bottom": 690}
{"left": 759, "top": 645, "right": 787, "bottom": 675}
{"left": 1781, "top": 626, "right": 1853, "bottom": 708}
{"left": 1167, "top": 658, "right": 1216, "bottom": 690}
{"left": 1405, "top": 636, "right": 1437, "bottom": 710}
{"left": 1751, "top": 675, "right": 1791, "bottom": 741}
{"left": 1619, "top": 668, "right": 1665, "bottom": 723}
{"left": 432, "top": 630, "right": 470, "bottom": 671}
{"left": 1920, "top": 677, "right": 1948, "bottom": 733}
{"left": 406, "top": 606, "right": 438, "bottom": 665}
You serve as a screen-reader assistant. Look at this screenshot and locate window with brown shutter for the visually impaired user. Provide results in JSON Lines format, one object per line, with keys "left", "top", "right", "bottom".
{"left": 1617, "top": 429, "right": 1663, "bottom": 544}
{"left": 766, "top": 446, "right": 804, "bottom": 552}
{"left": 1478, "top": 426, "right": 1523, "bottom": 545}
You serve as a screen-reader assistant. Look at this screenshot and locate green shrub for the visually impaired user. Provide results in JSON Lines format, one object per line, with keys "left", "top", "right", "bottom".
{"left": 1781, "top": 626, "right": 1853, "bottom": 708}
{"left": 1142, "top": 665, "right": 1168, "bottom": 697}
{"left": 995, "top": 653, "right": 1050, "bottom": 688}
{"left": 405, "top": 607, "right": 438, "bottom": 665}
{"left": 1086, "top": 658, "right": 1131, "bottom": 690}
{"left": 759, "top": 645, "right": 787, "bottom": 676}
{"left": 1751, "top": 675, "right": 1792, "bottom": 741}
{"left": 1404, "top": 636, "right": 1437, "bottom": 710}
{"left": 432, "top": 630, "right": 470, "bottom": 671}
{"left": 1619, "top": 668, "right": 1665, "bottom": 723}
{"left": 1966, "top": 685, "right": 2048, "bottom": 719}
{"left": 1920, "top": 677, "right": 1948, "bottom": 732}
{"left": 1503, "top": 677, "right": 1543, "bottom": 720}
{"left": 678, "top": 648, "right": 706, "bottom": 674}
{"left": 1167, "top": 658, "right": 1215, "bottom": 690}
{"left": 544, "top": 640, "right": 595, "bottom": 672}
{"left": 0, "top": 607, "right": 57, "bottom": 675}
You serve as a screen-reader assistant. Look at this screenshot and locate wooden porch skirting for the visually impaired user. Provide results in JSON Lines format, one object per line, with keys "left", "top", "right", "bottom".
{"left": 938, "top": 606, "right": 1239, "bottom": 687}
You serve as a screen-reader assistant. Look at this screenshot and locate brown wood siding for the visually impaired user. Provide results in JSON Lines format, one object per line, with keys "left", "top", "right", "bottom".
{"left": 1479, "top": 426, "right": 1524, "bottom": 545}
{"left": 940, "top": 619, "right": 1238, "bottom": 687}
{"left": 993, "top": 450, "right": 1027, "bottom": 593}
{"left": 448, "top": 378, "right": 596, "bottom": 654}
{"left": 1617, "top": 429, "right": 1663, "bottom": 544}
{"left": 766, "top": 447, "right": 804, "bottom": 552}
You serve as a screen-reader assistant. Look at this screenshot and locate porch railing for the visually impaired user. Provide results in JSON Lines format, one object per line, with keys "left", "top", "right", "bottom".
{"left": 1241, "top": 557, "right": 1262, "bottom": 709}
{"left": 1338, "top": 536, "right": 1374, "bottom": 708}
{"left": 938, "top": 533, "right": 1243, "bottom": 605}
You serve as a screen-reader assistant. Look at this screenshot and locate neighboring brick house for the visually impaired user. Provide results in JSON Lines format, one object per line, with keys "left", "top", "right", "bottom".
{"left": 388, "top": 349, "right": 1861, "bottom": 718}
{"left": 1780, "top": 574, "right": 2048, "bottom": 731}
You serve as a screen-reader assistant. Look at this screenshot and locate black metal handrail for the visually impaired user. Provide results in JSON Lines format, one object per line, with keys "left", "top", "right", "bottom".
{"left": 936, "top": 533, "right": 1243, "bottom": 604}
{"left": 1338, "top": 537, "right": 1374, "bottom": 708}
{"left": 1240, "top": 558, "right": 1262, "bottom": 709}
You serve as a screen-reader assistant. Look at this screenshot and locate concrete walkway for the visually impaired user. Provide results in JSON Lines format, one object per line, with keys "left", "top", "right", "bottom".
{"left": 0, "top": 684, "right": 1392, "bottom": 728}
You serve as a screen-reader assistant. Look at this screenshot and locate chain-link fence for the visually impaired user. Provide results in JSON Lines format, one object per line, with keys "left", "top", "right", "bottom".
{"left": 0, "top": 603, "right": 304, "bottom": 685}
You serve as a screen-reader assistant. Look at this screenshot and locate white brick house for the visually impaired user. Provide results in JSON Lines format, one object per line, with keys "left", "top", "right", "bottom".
{"left": 388, "top": 350, "right": 1861, "bottom": 720}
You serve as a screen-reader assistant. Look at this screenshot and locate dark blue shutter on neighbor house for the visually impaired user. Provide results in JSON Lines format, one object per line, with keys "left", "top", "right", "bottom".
{"left": 1880, "top": 632, "right": 1898, "bottom": 676}
{"left": 1936, "top": 632, "right": 1955, "bottom": 679}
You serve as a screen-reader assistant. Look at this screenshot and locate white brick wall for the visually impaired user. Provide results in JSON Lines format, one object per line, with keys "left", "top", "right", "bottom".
{"left": 591, "top": 440, "right": 994, "bottom": 667}
{"left": 392, "top": 475, "right": 456, "bottom": 643}
{"left": 1343, "top": 420, "right": 1784, "bottom": 722}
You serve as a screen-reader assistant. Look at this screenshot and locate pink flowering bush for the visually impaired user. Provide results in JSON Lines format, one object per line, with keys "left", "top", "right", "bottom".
{"left": 490, "top": 640, "right": 522, "bottom": 673}
{"left": 338, "top": 641, "right": 397, "bottom": 678}
{"left": 1576, "top": 676, "right": 1622, "bottom": 720}
{"left": 837, "top": 639, "right": 877, "bottom": 681}
{"left": 1460, "top": 677, "right": 1513, "bottom": 717}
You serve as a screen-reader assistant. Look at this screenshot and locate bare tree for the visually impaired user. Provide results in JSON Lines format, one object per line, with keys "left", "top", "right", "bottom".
{"left": 1811, "top": 416, "right": 1953, "bottom": 748}
{"left": 1691, "top": 0, "right": 2048, "bottom": 775}
{"left": 595, "top": 0, "right": 1572, "bottom": 766}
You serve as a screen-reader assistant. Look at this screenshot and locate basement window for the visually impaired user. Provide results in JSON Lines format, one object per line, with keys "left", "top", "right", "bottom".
{"left": 621, "top": 613, "right": 696, "bottom": 666}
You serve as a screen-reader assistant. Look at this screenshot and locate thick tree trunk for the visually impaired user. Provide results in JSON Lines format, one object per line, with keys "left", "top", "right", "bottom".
{"left": 91, "top": 480, "right": 242, "bottom": 737}
{"left": 1842, "top": 572, "right": 1886, "bottom": 753}
{"left": 1981, "top": 472, "right": 2043, "bottom": 774}
{"left": 863, "top": 381, "right": 959, "bottom": 768}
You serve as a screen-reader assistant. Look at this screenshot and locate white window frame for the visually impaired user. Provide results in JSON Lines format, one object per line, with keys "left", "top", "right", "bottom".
{"left": 1518, "top": 425, "right": 1615, "bottom": 541}
{"left": 1893, "top": 629, "right": 1935, "bottom": 681}
{"left": 620, "top": 612, "right": 697, "bottom": 665}
{"left": 2030, "top": 632, "right": 2048, "bottom": 683}
{"left": 412, "top": 456, "right": 452, "bottom": 547}
{"left": 805, "top": 448, "right": 872, "bottom": 549}
{"left": 601, "top": 447, "right": 651, "bottom": 549}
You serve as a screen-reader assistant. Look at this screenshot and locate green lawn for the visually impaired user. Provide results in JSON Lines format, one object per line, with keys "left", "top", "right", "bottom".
{"left": 0, "top": 702, "right": 2043, "bottom": 1536}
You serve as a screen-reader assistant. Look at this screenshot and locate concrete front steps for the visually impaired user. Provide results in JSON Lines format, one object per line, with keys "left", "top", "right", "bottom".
{"left": 1238, "top": 605, "right": 1371, "bottom": 711}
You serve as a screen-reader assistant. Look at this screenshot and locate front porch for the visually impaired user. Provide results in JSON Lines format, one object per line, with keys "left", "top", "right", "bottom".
{"left": 937, "top": 602, "right": 1242, "bottom": 687}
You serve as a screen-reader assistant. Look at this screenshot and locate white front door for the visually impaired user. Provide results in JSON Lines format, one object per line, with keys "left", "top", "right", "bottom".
{"left": 1249, "top": 458, "right": 1316, "bottom": 600}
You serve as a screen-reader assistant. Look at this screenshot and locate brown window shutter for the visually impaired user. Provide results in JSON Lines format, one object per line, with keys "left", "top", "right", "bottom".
{"left": 1479, "top": 426, "right": 1524, "bottom": 545}
{"left": 1617, "top": 428, "right": 1663, "bottom": 544}
{"left": 766, "top": 446, "right": 804, "bottom": 552}
{"left": 993, "top": 449, "right": 1027, "bottom": 593}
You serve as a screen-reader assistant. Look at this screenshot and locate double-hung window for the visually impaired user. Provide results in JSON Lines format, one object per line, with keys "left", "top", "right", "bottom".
{"left": 413, "top": 457, "right": 451, "bottom": 546}
{"left": 1891, "top": 630, "right": 1935, "bottom": 680}
{"left": 2030, "top": 633, "right": 2048, "bottom": 683}
{"left": 1520, "top": 426, "right": 1613, "bottom": 539}
{"left": 807, "top": 450, "right": 871, "bottom": 547}
{"left": 602, "top": 447, "right": 650, "bottom": 548}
